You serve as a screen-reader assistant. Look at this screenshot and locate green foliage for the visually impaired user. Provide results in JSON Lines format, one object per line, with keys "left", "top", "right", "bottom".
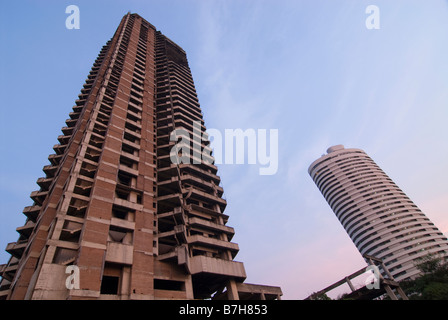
{"left": 415, "top": 253, "right": 444, "bottom": 274}
{"left": 310, "top": 292, "right": 332, "bottom": 300}
{"left": 400, "top": 254, "right": 448, "bottom": 300}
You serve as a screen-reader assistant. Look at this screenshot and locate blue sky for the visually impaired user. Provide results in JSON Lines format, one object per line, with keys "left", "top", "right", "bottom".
{"left": 1, "top": 1, "right": 447, "bottom": 299}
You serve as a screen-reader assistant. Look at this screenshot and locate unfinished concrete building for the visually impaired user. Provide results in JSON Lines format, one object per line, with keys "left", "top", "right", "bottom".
{"left": 0, "top": 13, "right": 282, "bottom": 300}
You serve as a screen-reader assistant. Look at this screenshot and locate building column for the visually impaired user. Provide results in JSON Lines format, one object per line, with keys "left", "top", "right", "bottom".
{"left": 185, "top": 275, "right": 194, "bottom": 299}
{"left": 226, "top": 279, "right": 239, "bottom": 300}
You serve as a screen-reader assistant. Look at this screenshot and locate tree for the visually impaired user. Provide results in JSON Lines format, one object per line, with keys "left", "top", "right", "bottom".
{"left": 415, "top": 253, "right": 444, "bottom": 273}
{"left": 400, "top": 253, "right": 448, "bottom": 300}
{"left": 310, "top": 292, "right": 332, "bottom": 300}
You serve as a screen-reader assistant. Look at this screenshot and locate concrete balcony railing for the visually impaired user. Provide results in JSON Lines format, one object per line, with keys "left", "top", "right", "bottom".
{"left": 5, "top": 241, "right": 27, "bottom": 259}
{"left": 189, "top": 256, "right": 246, "bottom": 280}
{"left": 105, "top": 242, "right": 133, "bottom": 265}
{"left": 178, "top": 174, "right": 223, "bottom": 195}
{"left": 65, "top": 118, "right": 77, "bottom": 127}
{"left": 22, "top": 205, "right": 41, "bottom": 221}
{"left": 36, "top": 177, "right": 53, "bottom": 190}
{"left": 186, "top": 204, "right": 229, "bottom": 223}
{"left": 113, "top": 197, "right": 143, "bottom": 212}
{"left": 1, "top": 263, "right": 19, "bottom": 281}
{"left": 16, "top": 220, "right": 36, "bottom": 238}
{"left": 61, "top": 126, "right": 74, "bottom": 135}
{"left": 58, "top": 134, "right": 72, "bottom": 145}
{"left": 182, "top": 187, "right": 227, "bottom": 208}
{"left": 187, "top": 235, "right": 239, "bottom": 253}
{"left": 30, "top": 190, "right": 48, "bottom": 205}
{"left": 188, "top": 217, "right": 234, "bottom": 238}
{"left": 48, "top": 154, "right": 63, "bottom": 166}
{"left": 43, "top": 164, "right": 58, "bottom": 177}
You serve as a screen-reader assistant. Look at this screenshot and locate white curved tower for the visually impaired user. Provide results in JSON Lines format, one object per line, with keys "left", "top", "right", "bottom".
{"left": 308, "top": 145, "right": 448, "bottom": 281}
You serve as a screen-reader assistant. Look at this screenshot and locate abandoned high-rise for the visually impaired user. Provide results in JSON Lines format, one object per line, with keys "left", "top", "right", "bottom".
{"left": 308, "top": 145, "right": 448, "bottom": 281}
{"left": 0, "top": 13, "right": 282, "bottom": 300}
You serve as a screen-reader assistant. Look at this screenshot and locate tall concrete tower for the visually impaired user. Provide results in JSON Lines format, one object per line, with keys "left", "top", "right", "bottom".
{"left": 308, "top": 145, "right": 448, "bottom": 281}
{"left": 0, "top": 13, "right": 282, "bottom": 300}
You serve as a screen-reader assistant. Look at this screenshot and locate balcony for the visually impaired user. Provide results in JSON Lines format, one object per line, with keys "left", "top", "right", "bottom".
{"left": 16, "top": 220, "right": 36, "bottom": 238}
{"left": 186, "top": 204, "right": 229, "bottom": 223}
{"left": 113, "top": 197, "right": 143, "bottom": 212}
{"left": 5, "top": 241, "right": 27, "bottom": 259}
{"left": 58, "top": 134, "right": 72, "bottom": 145}
{"left": 67, "top": 198, "right": 89, "bottom": 218}
{"left": 75, "top": 98, "right": 86, "bottom": 106}
{"left": 1, "top": 256, "right": 20, "bottom": 280}
{"left": 84, "top": 147, "right": 101, "bottom": 163}
{"left": 53, "top": 144, "right": 67, "bottom": 155}
{"left": 182, "top": 187, "right": 227, "bottom": 211}
{"left": 72, "top": 105, "right": 83, "bottom": 113}
{"left": 48, "top": 154, "right": 62, "bottom": 166}
{"left": 187, "top": 235, "right": 239, "bottom": 255}
{"left": 22, "top": 205, "right": 41, "bottom": 221}
{"left": 188, "top": 217, "right": 234, "bottom": 240}
{"left": 30, "top": 190, "right": 48, "bottom": 205}
{"left": 189, "top": 256, "right": 246, "bottom": 280}
{"left": 105, "top": 242, "right": 133, "bottom": 265}
{"left": 156, "top": 153, "right": 217, "bottom": 175}
{"left": 69, "top": 111, "right": 80, "bottom": 120}
{"left": 157, "top": 224, "right": 187, "bottom": 243}
{"left": 43, "top": 164, "right": 58, "bottom": 177}
{"left": 65, "top": 118, "right": 77, "bottom": 127}
{"left": 80, "top": 162, "right": 97, "bottom": 178}
{"left": 156, "top": 192, "right": 183, "bottom": 207}
{"left": 37, "top": 177, "right": 53, "bottom": 190}
{"left": 74, "top": 179, "right": 93, "bottom": 197}
{"left": 118, "top": 164, "right": 138, "bottom": 177}
{"left": 61, "top": 126, "right": 74, "bottom": 135}
{"left": 178, "top": 174, "right": 223, "bottom": 197}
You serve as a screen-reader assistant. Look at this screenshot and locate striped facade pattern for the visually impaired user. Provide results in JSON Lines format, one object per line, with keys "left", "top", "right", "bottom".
{"left": 308, "top": 145, "right": 448, "bottom": 281}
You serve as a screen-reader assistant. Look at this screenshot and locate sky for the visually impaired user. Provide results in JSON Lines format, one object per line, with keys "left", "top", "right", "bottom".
{"left": 0, "top": 0, "right": 447, "bottom": 300}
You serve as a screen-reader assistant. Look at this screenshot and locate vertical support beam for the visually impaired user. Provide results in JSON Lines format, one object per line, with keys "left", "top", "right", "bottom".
{"left": 396, "top": 286, "right": 409, "bottom": 300}
{"left": 381, "top": 262, "right": 394, "bottom": 279}
{"left": 185, "top": 275, "right": 194, "bottom": 299}
{"left": 384, "top": 285, "right": 398, "bottom": 300}
{"left": 226, "top": 279, "right": 239, "bottom": 300}
{"left": 345, "top": 276, "right": 356, "bottom": 292}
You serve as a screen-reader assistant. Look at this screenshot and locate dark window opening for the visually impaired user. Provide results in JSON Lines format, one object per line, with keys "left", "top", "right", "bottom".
{"left": 154, "top": 279, "right": 184, "bottom": 291}
{"left": 118, "top": 171, "right": 133, "bottom": 186}
{"left": 100, "top": 276, "right": 119, "bottom": 294}
{"left": 112, "top": 205, "right": 128, "bottom": 220}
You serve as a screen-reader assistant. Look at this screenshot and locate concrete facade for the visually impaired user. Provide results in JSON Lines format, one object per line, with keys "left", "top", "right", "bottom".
{"left": 0, "top": 13, "right": 282, "bottom": 300}
{"left": 309, "top": 145, "right": 448, "bottom": 281}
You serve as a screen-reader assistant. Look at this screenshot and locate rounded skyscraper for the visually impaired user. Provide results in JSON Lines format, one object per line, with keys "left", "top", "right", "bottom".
{"left": 308, "top": 145, "right": 448, "bottom": 281}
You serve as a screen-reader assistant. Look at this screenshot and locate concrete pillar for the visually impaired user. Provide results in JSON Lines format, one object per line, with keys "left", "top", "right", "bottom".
{"left": 396, "top": 286, "right": 409, "bottom": 300}
{"left": 226, "top": 279, "right": 239, "bottom": 300}
{"left": 185, "top": 275, "right": 194, "bottom": 299}
{"left": 121, "top": 266, "right": 131, "bottom": 298}
{"left": 345, "top": 276, "right": 356, "bottom": 292}
{"left": 384, "top": 285, "right": 398, "bottom": 300}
